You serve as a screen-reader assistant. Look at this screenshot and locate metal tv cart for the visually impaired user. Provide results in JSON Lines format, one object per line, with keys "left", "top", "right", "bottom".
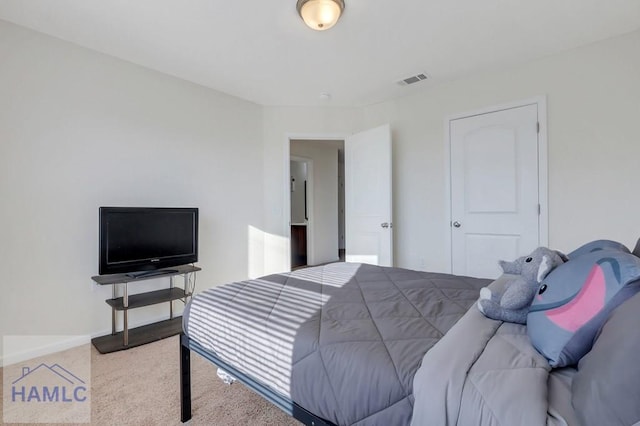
{"left": 91, "top": 264, "right": 200, "bottom": 354}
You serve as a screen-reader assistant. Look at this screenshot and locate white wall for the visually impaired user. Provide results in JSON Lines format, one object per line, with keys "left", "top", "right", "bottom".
{"left": 260, "top": 30, "right": 640, "bottom": 276}
{"left": 362, "top": 30, "right": 640, "bottom": 272}
{"left": 261, "top": 107, "right": 362, "bottom": 274}
{"left": 3, "top": 17, "right": 639, "bottom": 362}
{"left": 0, "top": 20, "right": 264, "bottom": 363}
{"left": 291, "top": 140, "right": 341, "bottom": 265}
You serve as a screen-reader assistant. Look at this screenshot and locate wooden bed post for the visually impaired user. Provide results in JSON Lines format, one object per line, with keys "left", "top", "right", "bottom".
{"left": 180, "top": 333, "right": 192, "bottom": 423}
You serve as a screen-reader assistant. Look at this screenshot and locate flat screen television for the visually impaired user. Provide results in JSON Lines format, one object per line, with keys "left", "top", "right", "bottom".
{"left": 99, "top": 207, "right": 198, "bottom": 277}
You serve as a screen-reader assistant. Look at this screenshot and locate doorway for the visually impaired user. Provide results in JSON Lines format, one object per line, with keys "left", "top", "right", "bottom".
{"left": 284, "top": 125, "right": 393, "bottom": 271}
{"left": 290, "top": 140, "right": 345, "bottom": 268}
{"left": 290, "top": 157, "right": 311, "bottom": 268}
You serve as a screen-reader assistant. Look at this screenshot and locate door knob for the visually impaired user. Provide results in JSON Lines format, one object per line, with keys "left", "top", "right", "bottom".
{"left": 381, "top": 222, "right": 390, "bottom": 229}
{"left": 452, "top": 221, "right": 462, "bottom": 228}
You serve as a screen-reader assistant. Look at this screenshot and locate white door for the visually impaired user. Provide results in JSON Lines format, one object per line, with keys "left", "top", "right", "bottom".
{"left": 345, "top": 124, "right": 393, "bottom": 266}
{"left": 450, "top": 104, "right": 541, "bottom": 278}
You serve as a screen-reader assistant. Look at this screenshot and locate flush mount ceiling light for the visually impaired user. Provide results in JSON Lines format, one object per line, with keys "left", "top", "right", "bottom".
{"left": 297, "top": 0, "right": 345, "bottom": 31}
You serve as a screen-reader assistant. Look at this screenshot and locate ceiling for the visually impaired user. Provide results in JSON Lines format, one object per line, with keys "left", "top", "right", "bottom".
{"left": 1, "top": 0, "right": 639, "bottom": 107}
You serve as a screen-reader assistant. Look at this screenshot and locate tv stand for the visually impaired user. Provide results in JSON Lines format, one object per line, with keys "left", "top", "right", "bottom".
{"left": 90, "top": 265, "right": 201, "bottom": 354}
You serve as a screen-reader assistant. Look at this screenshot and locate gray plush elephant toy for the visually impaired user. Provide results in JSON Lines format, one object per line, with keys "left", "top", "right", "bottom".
{"left": 477, "top": 247, "right": 568, "bottom": 324}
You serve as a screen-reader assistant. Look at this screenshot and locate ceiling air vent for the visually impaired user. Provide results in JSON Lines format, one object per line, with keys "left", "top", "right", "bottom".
{"left": 396, "top": 73, "right": 429, "bottom": 86}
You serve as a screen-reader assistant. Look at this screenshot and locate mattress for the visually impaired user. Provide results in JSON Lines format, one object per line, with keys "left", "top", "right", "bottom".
{"left": 183, "top": 262, "right": 489, "bottom": 425}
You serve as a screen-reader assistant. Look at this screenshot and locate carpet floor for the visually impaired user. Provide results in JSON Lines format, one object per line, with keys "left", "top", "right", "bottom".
{"left": 2, "top": 335, "right": 301, "bottom": 425}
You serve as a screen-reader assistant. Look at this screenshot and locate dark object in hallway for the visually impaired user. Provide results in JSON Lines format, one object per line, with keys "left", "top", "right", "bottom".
{"left": 291, "top": 225, "right": 307, "bottom": 268}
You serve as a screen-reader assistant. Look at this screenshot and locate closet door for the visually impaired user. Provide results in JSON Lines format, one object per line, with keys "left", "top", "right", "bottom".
{"left": 450, "top": 104, "right": 541, "bottom": 279}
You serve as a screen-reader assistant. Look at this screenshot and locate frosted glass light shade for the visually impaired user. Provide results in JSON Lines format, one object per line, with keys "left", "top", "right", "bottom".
{"left": 297, "top": 0, "right": 345, "bottom": 31}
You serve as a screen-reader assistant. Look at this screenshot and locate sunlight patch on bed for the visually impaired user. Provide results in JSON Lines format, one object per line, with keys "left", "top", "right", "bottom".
{"left": 186, "top": 263, "right": 362, "bottom": 396}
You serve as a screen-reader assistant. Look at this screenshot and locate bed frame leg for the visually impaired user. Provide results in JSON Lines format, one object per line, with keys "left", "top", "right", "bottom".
{"left": 180, "top": 333, "right": 192, "bottom": 423}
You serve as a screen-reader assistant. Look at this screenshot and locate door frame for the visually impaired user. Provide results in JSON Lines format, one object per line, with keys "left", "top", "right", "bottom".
{"left": 284, "top": 132, "right": 348, "bottom": 271}
{"left": 443, "top": 96, "right": 549, "bottom": 273}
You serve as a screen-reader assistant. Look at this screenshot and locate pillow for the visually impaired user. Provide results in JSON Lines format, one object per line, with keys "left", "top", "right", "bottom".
{"left": 566, "top": 239, "right": 630, "bottom": 259}
{"left": 572, "top": 291, "right": 640, "bottom": 426}
{"left": 527, "top": 247, "right": 640, "bottom": 367}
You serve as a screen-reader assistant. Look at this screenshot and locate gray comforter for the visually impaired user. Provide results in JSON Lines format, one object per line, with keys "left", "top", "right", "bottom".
{"left": 411, "top": 274, "right": 579, "bottom": 426}
{"left": 184, "top": 262, "right": 489, "bottom": 425}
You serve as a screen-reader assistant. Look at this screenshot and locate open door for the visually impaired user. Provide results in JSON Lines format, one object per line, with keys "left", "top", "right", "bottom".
{"left": 345, "top": 124, "right": 393, "bottom": 266}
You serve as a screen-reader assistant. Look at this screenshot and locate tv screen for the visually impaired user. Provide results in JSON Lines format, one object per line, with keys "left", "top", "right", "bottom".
{"left": 99, "top": 207, "right": 198, "bottom": 276}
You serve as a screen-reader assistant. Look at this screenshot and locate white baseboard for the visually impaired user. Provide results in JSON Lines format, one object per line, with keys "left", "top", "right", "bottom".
{"left": 1, "top": 313, "right": 184, "bottom": 367}
{"left": 1, "top": 335, "right": 91, "bottom": 367}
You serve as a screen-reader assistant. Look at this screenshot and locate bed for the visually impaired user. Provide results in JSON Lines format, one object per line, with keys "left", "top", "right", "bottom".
{"left": 180, "top": 242, "right": 640, "bottom": 426}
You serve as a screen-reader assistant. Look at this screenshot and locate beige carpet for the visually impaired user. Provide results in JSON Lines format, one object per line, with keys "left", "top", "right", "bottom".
{"left": 1, "top": 336, "right": 301, "bottom": 425}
